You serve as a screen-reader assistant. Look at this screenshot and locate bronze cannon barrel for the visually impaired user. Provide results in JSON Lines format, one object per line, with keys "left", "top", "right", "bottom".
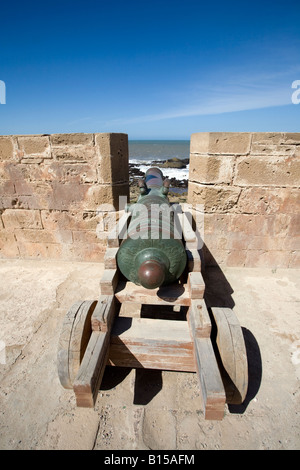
{"left": 117, "top": 167, "right": 187, "bottom": 289}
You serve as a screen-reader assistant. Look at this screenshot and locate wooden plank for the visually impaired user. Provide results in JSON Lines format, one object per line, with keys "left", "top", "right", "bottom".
{"left": 186, "top": 248, "right": 201, "bottom": 272}
{"left": 211, "top": 307, "right": 248, "bottom": 404}
{"left": 188, "top": 299, "right": 211, "bottom": 338}
{"left": 108, "top": 317, "right": 196, "bottom": 372}
{"left": 114, "top": 280, "right": 191, "bottom": 306}
{"left": 107, "top": 211, "right": 131, "bottom": 247}
{"left": 73, "top": 331, "right": 110, "bottom": 407}
{"left": 194, "top": 337, "right": 226, "bottom": 420}
{"left": 187, "top": 271, "right": 205, "bottom": 299}
{"left": 91, "top": 295, "right": 118, "bottom": 332}
{"left": 176, "top": 212, "right": 196, "bottom": 243}
{"left": 119, "top": 301, "right": 142, "bottom": 318}
{"left": 99, "top": 268, "right": 119, "bottom": 295}
{"left": 104, "top": 247, "right": 118, "bottom": 269}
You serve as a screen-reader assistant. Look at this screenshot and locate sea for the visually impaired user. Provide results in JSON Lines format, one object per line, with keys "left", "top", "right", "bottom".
{"left": 129, "top": 140, "right": 190, "bottom": 182}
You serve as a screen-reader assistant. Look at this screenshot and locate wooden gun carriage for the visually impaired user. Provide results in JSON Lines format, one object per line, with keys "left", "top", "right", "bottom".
{"left": 57, "top": 168, "right": 248, "bottom": 420}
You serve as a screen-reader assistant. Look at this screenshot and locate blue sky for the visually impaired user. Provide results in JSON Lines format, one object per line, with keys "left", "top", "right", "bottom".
{"left": 0, "top": 0, "right": 299, "bottom": 139}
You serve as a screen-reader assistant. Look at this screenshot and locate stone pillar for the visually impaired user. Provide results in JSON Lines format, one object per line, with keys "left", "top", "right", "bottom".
{"left": 188, "top": 132, "right": 300, "bottom": 269}
{"left": 0, "top": 132, "right": 129, "bottom": 261}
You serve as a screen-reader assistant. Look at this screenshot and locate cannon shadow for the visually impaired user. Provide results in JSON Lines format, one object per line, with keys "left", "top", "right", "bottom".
{"left": 202, "top": 244, "right": 262, "bottom": 413}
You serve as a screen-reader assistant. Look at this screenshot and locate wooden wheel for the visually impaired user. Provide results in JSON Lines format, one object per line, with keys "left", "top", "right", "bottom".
{"left": 211, "top": 307, "right": 248, "bottom": 405}
{"left": 57, "top": 300, "right": 97, "bottom": 389}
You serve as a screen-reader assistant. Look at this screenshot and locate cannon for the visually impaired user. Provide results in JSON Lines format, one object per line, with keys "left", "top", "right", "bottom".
{"left": 57, "top": 167, "right": 249, "bottom": 420}
{"left": 117, "top": 167, "right": 187, "bottom": 289}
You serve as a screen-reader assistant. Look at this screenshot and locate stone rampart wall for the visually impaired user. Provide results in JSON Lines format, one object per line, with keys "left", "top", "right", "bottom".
{"left": 188, "top": 132, "right": 300, "bottom": 268}
{"left": 0, "top": 133, "right": 129, "bottom": 261}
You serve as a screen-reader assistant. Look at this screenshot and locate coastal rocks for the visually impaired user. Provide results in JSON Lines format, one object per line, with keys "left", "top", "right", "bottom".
{"left": 153, "top": 157, "right": 189, "bottom": 169}
{"left": 128, "top": 158, "right": 189, "bottom": 203}
{"left": 129, "top": 160, "right": 188, "bottom": 192}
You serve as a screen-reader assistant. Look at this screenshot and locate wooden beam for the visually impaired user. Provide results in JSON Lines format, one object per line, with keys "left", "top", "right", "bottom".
{"left": 177, "top": 211, "right": 198, "bottom": 249}
{"left": 186, "top": 248, "right": 201, "bottom": 273}
{"left": 194, "top": 337, "right": 226, "bottom": 420}
{"left": 104, "top": 247, "right": 118, "bottom": 269}
{"left": 188, "top": 299, "right": 211, "bottom": 338}
{"left": 107, "top": 211, "right": 131, "bottom": 247}
{"left": 74, "top": 293, "right": 119, "bottom": 407}
{"left": 108, "top": 317, "right": 196, "bottom": 372}
{"left": 73, "top": 331, "right": 110, "bottom": 407}
{"left": 187, "top": 271, "right": 205, "bottom": 299}
{"left": 99, "top": 268, "right": 119, "bottom": 295}
{"left": 114, "top": 280, "right": 191, "bottom": 306}
{"left": 91, "top": 295, "right": 118, "bottom": 332}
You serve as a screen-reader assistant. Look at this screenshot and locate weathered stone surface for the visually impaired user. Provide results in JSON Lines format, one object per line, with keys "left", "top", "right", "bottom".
{"left": 48, "top": 162, "right": 97, "bottom": 184}
{"left": 84, "top": 183, "right": 129, "bottom": 211}
{"left": 190, "top": 132, "right": 251, "bottom": 155}
{"left": 0, "top": 132, "right": 129, "bottom": 262}
{"left": 188, "top": 182, "right": 241, "bottom": 212}
{"left": 0, "top": 230, "right": 19, "bottom": 257}
{"left": 51, "top": 145, "right": 96, "bottom": 162}
{"left": 14, "top": 228, "right": 72, "bottom": 244}
{"left": 41, "top": 210, "right": 100, "bottom": 232}
{"left": 251, "top": 132, "right": 285, "bottom": 145}
{"left": 0, "top": 137, "right": 14, "bottom": 161}
{"left": 237, "top": 187, "right": 300, "bottom": 215}
{"left": 250, "top": 142, "right": 296, "bottom": 156}
{"left": 189, "top": 154, "right": 235, "bottom": 184}
{"left": 284, "top": 133, "right": 300, "bottom": 144}
{"left": 234, "top": 155, "right": 300, "bottom": 186}
{"left": 95, "top": 133, "right": 129, "bottom": 183}
{"left": 2, "top": 209, "right": 43, "bottom": 229}
{"left": 50, "top": 133, "right": 94, "bottom": 146}
{"left": 17, "top": 135, "right": 50, "bottom": 157}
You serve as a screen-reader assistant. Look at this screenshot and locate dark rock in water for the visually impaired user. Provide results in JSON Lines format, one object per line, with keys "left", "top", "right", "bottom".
{"left": 129, "top": 161, "right": 188, "bottom": 191}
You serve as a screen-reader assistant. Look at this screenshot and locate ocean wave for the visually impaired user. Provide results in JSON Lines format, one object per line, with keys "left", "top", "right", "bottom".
{"left": 129, "top": 160, "right": 189, "bottom": 181}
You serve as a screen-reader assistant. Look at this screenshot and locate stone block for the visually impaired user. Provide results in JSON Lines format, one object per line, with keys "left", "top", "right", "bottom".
{"left": 2, "top": 209, "right": 43, "bottom": 229}
{"left": 189, "top": 154, "right": 235, "bottom": 184}
{"left": 0, "top": 196, "right": 19, "bottom": 210}
{"left": 14, "top": 228, "right": 72, "bottom": 244}
{"left": 0, "top": 137, "right": 14, "bottom": 161}
{"left": 190, "top": 133, "right": 209, "bottom": 154}
{"left": 72, "top": 230, "right": 101, "bottom": 244}
{"left": 48, "top": 182, "right": 90, "bottom": 211}
{"left": 41, "top": 210, "right": 101, "bottom": 232}
{"left": 250, "top": 142, "right": 296, "bottom": 156}
{"left": 84, "top": 183, "right": 129, "bottom": 211}
{"left": 48, "top": 162, "right": 97, "bottom": 184}
{"left": 95, "top": 133, "right": 129, "bottom": 183}
{"left": 251, "top": 132, "right": 285, "bottom": 145}
{"left": 188, "top": 182, "right": 240, "bottom": 212}
{"left": 237, "top": 187, "right": 300, "bottom": 215}
{"left": 14, "top": 228, "right": 56, "bottom": 244}
{"left": 234, "top": 155, "right": 300, "bottom": 187}
{"left": 17, "top": 241, "right": 63, "bottom": 259}
{"left": 67, "top": 242, "right": 106, "bottom": 262}
{"left": 284, "top": 133, "right": 300, "bottom": 144}
{"left": 0, "top": 181, "right": 15, "bottom": 196}
{"left": 50, "top": 133, "right": 94, "bottom": 146}
{"left": 190, "top": 132, "right": 251, "bottom": 155}
{"left": 51, "top": 145, "right": 96, "bottom": 162}
{"left": 0, "top": 230, "right": 19, "bottom": 258}
{"left": 17, "top": 135, "right": 51, "bottom": 157}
